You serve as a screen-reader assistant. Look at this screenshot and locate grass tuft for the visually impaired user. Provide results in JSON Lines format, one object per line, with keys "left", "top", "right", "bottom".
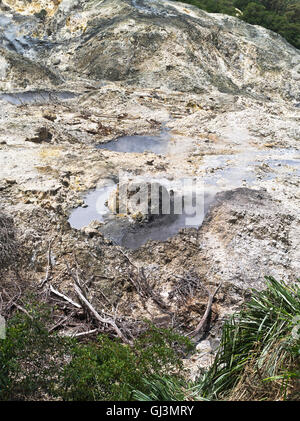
{"left": 195, "top": 276, "right": 300, "bottom": 400}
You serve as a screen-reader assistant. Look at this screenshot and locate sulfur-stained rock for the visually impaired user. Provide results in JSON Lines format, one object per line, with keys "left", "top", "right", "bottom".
{"left": 43, "top": 111, "right": 57, "bottom": 122}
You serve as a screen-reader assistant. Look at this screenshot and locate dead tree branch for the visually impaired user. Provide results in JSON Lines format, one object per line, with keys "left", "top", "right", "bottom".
{"left": 74, "top": 283, "right": 131, "bottom": 345}
{"left": 2, "top": 289, "right": 33, "bottom": 320}
{"left": 49, "top": 285, "right": 82, "bottom": 309}
{"left": 128, "top": 265, "right": 171, "bottom": 314}
{"left": 63, "top": 328, "right": 98, "bottom": 338}
{"left": 187, "top": 282, "right": 222, "bottom": 338}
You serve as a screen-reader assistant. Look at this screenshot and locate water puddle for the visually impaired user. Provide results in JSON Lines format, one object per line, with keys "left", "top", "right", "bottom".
{"left": 97, "top": 133, "right": 170, "bottom": 155}
{"left": 202, "top": 148, "right": 300, "bottom": 187}
{"left": 0, "top": 90, "right": 77, "bottom": 106}
{"left": 68, "top": 184, "right": 116, "bottom": 229}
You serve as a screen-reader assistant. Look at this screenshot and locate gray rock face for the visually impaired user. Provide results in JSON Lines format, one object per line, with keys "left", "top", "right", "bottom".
{"left": 0, "top": 47, "right": 62, "bottom": 90}
{"left": 1, "top": 0, "right": 300, "bottom": 98}
{"left": 49, "top": 0, "right": 300, "bottom": 99}
{"left": 132, "top": 187, "right": 298, "bottom": 293}
{"left": 199, "top": 188, "right": 296, "bottom": 289}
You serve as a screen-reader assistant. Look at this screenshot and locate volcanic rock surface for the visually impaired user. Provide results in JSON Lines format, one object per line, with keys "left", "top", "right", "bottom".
{"left": 0, "top": 0, "right": 299, "bottom": 371}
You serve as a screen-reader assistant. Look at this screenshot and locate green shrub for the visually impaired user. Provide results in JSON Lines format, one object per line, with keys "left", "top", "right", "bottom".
{"left": 0, "top": 300, "right": 193, "bottom": 401}
{"left": 0, "top": 303, "right": 72, "bottom": 400}
{"left": 60, "top": 326, "right": 194, "bottom": 401}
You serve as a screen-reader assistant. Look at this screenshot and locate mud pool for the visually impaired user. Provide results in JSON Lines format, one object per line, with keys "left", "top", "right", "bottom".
{"left": 68, "top": 146, "right": 299, "bottom": 249}
{"left": 68, "top": 184, "right": 116, "bottom": 229}
{"left": 69, "top": 183, "right": 215, "bottom": 249}
{"left": 97, "top": 133, "right": 170, "bottom": 155}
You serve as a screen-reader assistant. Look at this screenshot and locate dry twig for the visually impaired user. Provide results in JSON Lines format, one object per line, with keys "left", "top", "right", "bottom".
{"left": 49, "top": 285, "right": 81, "bottom": 309}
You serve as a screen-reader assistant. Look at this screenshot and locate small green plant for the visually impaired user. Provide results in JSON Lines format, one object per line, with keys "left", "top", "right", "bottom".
{"left": 132, "top": 375, "right": 190, "bottom": 401}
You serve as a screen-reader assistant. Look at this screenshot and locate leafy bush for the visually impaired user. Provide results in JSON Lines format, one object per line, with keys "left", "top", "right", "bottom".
{"left": 0, "top": 307, "right": 193, "bottom": 401}
{"left": 0, "top": 303, "right": 72, "bottom": 400}
{"left": 60, "top": 326, "right": 193, "bottom": 401}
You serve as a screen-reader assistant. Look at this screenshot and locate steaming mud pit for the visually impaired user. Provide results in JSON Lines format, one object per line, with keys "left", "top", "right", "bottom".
{"left": 69, "top": 133, "right": 208, "bottom": 247}
{"left": 68, "top": 142, "right": 299, "bottom": 249}
{"left": 68, "top": 177, "right": 215, "bottom": 249}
